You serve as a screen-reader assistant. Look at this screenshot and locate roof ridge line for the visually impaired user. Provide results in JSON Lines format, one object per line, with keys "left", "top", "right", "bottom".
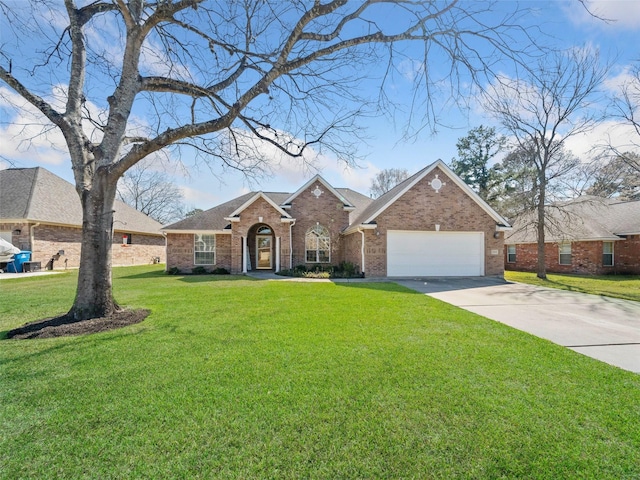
{"left": 23, "top": 166, "right": 41, "bottom": 219}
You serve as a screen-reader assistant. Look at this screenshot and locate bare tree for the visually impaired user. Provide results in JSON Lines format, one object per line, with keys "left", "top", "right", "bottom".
{"left": 608, "top": 61, "right": 640, "bottom": 173}
{"left": 370, "top": 168, "right": 409, "bottom": 198}
{"left": 0, "top": 0, "right": 540, "bottom": 320}
{"left": 582, "top": 153, "right": 640, "bottom": 200}
{"left": 185, "top": 208, "right": 203, "bottom": 218}
{"left": 483, "top": 48, "right": 608, "bottom": 279}
{"left": 117, "top": 161, "right": 186, "bottom": 224}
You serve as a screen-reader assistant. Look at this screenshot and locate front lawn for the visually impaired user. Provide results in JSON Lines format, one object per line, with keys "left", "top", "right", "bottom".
{"left": 505, "top": 271, "right": 640, "bottom": 302}
{"left": 1, "top": 266, "right": 639, "bottom": 478}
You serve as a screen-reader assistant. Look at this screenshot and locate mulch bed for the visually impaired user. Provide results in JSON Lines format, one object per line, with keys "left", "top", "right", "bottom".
{"left": 6, "top": 309, "right": 150, "bottom": 340}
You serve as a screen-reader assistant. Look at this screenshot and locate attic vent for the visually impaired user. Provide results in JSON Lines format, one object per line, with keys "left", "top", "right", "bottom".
{"left": 312, "top": 185, "right": 323, "bottom": 198}
{"left": 429, "top": 174, "right": 446, "bottom": 193}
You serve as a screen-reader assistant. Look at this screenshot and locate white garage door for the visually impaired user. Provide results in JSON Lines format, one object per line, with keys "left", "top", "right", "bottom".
{"left": 387, "top": 231, "right": 484, "bottom": 277}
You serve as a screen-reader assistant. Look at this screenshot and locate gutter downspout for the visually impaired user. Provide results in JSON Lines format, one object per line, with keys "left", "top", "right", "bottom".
{"left": 242, "top": 236, "right": 248, "bottom": 273}
{"left": 29, "top": 222, "right": 40, "bottom": 257}
{"left": 162, "top": 232, "right": 167, "bottom": 272}
{"left": 289, "top": 220, "right": 296, "bottom": 270}
{"left": 358, "top": 227, "right": 365, "bottom": 277}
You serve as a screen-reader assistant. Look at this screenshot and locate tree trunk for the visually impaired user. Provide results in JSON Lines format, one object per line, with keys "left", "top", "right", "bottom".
{"left": 68, "top": 169, "right": 120, "bottom": 321}
{"left": 536, "top": 178, "right": 547, "bottom": 280}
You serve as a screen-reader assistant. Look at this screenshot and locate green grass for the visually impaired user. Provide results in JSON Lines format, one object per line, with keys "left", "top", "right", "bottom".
{"left": 505, "top": 271, "right": 640, "bottom": 302}
{"left": 1, "top": 266, "right": 639, "bottom": 479}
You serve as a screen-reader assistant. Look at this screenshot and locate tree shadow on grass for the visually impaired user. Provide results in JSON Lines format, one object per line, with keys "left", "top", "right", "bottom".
{"left": 117, "top": 269, "right": 171, "bottom": 280}
{"left": 332, "top": 281, "right": 422, "bottom": 294}
{"left": 177, "top": 275, "right": 259, "bottom": 284}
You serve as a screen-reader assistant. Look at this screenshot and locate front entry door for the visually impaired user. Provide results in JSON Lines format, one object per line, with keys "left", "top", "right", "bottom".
{"left": 256, "top": 235, "right": 272, "bottom": 269}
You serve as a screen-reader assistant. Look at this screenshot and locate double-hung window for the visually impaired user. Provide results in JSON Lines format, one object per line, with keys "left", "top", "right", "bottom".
{"left": 194, "top": 234, "right": 215, "bottom": 265}
{"left": 559, "top": 242, "right": 572, "bottom": 266}
{"left": 305, "top": 225, "right": 330, "bottom": 263}
{"left": 602, "top": 242, "right": 614, "bottom": 267}
{"left": 507, "top": 245, "right": 516, "bottom": 263}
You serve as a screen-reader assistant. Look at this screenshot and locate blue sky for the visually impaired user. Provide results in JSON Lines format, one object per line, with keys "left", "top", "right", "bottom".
{"left": 1, "top": 0, "right": 639, "bottom": 211}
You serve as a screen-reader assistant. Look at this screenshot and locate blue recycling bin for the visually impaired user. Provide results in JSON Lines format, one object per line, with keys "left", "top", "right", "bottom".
{"left": 7, "top": 251, "right": 31, "bottom": 273}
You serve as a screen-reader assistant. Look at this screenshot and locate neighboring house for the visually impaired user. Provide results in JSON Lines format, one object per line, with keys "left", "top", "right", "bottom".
{"left": 0, "top": 167, "right": 166, "bottom": 270}
{"left": 504, "top": 196, "right": 640, "bottom": 275}
{"left": 163, "top": 160, "right": 511, "bottom": 277}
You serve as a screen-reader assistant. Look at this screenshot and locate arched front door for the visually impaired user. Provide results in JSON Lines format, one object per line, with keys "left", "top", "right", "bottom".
{"left": 255, "top": 225, "right": 273, "bottom": 269}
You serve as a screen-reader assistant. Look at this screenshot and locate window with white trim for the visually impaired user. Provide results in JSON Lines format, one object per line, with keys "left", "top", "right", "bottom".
{"left": 507, "top": 245, "right": 516, "bottom": 263}
{"left": 194, "top": 234, "right": 215, "bottom": 265}
{"left": 602, "top": 241, "right": 614, "bottom": 267}
{"left": 559, "top": 242, "right": 571, "bottom": 265}
{"left": 305, "top": 224, "right": 330, "bottom": 263}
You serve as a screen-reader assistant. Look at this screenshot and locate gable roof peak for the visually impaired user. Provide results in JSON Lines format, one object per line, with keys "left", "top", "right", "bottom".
{"left": 282, "top": 173, "right": 354, "bottom": 207}
{"left": 344, "top": 159, "right": 511, "bottom": 234}
{"left": 226, "top": 191, "right": 292, "bottom": 219}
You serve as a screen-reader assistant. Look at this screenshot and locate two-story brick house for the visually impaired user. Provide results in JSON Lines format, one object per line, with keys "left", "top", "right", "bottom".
{"left": 164, "top": 160, "right": 511, "bottom": 277}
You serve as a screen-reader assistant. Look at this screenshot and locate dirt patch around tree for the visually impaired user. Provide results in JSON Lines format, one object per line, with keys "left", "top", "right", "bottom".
{"left": 6, "top": 309, "right": 150, "bottom": 340}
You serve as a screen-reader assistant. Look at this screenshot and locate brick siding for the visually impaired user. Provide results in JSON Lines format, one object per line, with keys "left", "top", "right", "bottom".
{"left": 505, "top": 236, "right": 640, "bottom": 275}
{"left": 341, "top": 230, "right": 364, "bottom": 274}
{"left": 166, "top": 232, "right": 231, "bottom": 273}
{"left": 288, "top": 184, "right": 351, "bottom": 269}
{"left": 349, "top": 166, "right": 504, "bottom": 277}
{"left": 1, "top": 222, "right": 165, "bottom": 270}
{"left": 231, "top": 197, "right": 292, "bottom": 273}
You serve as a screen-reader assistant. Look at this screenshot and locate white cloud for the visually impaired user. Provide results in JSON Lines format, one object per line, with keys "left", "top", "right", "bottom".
{"left": 222, "top": 126, "right": 380, "bottom": 194}
{"left": 0, "top": 87, "right": 69, "bottom": 165}
{"left": 564, "top": 120, "right": 640, "bottom": 160}
{"left": 604, "top": 65, "right": 637, "bottom": 95}
{"left": 397, "top": 59, "right": 425, "bottom": 83}
{"left": 564, "top": 0, "right": 640, "bottom": 29}
{"left": 180, "top": 186, "right": 221, "bottom": 208}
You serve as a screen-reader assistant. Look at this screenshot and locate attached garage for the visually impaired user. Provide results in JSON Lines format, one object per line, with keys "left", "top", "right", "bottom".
{"left": 387, "top": 230, "right": 484, "bottom": 277}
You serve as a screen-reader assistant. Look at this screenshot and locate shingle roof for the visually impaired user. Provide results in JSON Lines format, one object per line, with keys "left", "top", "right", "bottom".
{"left": 604, "top": 199, "right": 640, "bottom": 234}
{"left": 505, "top": 196, "right": 640, "bottom": 244}
{"left": 334, "top": 188, "right": 373, "bottom": 224}
{"left": 0, "top": 167, "right": 164, "bottom": 236}
{"left": 163, "top": 186, "right": 374, "bottom": 232}
{"left": 163, "top": 192, "right": 291, "bottom": 231}
{"left": 162, "top": 160, "right": 512, "bottom": 235}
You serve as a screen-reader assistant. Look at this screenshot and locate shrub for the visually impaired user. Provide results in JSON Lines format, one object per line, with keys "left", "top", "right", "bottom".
{"left": 191, "top": 266, "right": 208, "bottom": 275}
{"left": 166, "top": 267, "right": 181, "bottom": 275}
{"left": 333, "top": 261, "right": 357, "bottom": 277}
{"left": 293, "top": 264, "right": 307, "bottom": 274}
{"left": 279, "top": 262, "right": 362, "bottom": 278}
{"left": 212, "top": 267, "right": 230, "bottom": 275}
{"left": 303, "top": 271, "right": 331, "bottom": 279}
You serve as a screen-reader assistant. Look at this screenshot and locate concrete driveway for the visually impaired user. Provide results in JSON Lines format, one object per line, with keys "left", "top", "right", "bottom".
{"left": 395, "top": 277, "right": 640, "bottom": 374}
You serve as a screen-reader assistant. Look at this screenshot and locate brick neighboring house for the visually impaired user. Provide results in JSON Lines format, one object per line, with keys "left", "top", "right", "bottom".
{"left": 163, "top": 160, "right": 511, "bottom": 277}
{"left": 0, "top": 167, "right": 166, "bottom": 270}
{"left": 504, "top": 196, "right": 640, "bottom": 275}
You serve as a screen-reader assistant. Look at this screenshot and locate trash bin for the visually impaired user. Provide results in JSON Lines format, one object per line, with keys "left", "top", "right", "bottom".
{"left": 7, "top": 251, "right": 31, "bottom": 273}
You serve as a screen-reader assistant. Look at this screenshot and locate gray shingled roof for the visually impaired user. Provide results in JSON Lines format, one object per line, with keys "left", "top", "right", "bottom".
{"left": 505, "top": 196, "right": 640, "bottom": 244}
{"left": 163, "top": 187, "right": 373, "bottom": 232}
{"left": 605, "top": 200, "right": 640, "bottom": 234}
{"left": 163, "top": 160, "right": 515, "bottom": 234}
{"left": 335, "top": 187, "right": 374, "bottom": 224}
{"left": 163, "top": 192, "right": 291, "bottom": 231}
{"left": 0, "top": 167, "right": 164, "bottom": 235}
